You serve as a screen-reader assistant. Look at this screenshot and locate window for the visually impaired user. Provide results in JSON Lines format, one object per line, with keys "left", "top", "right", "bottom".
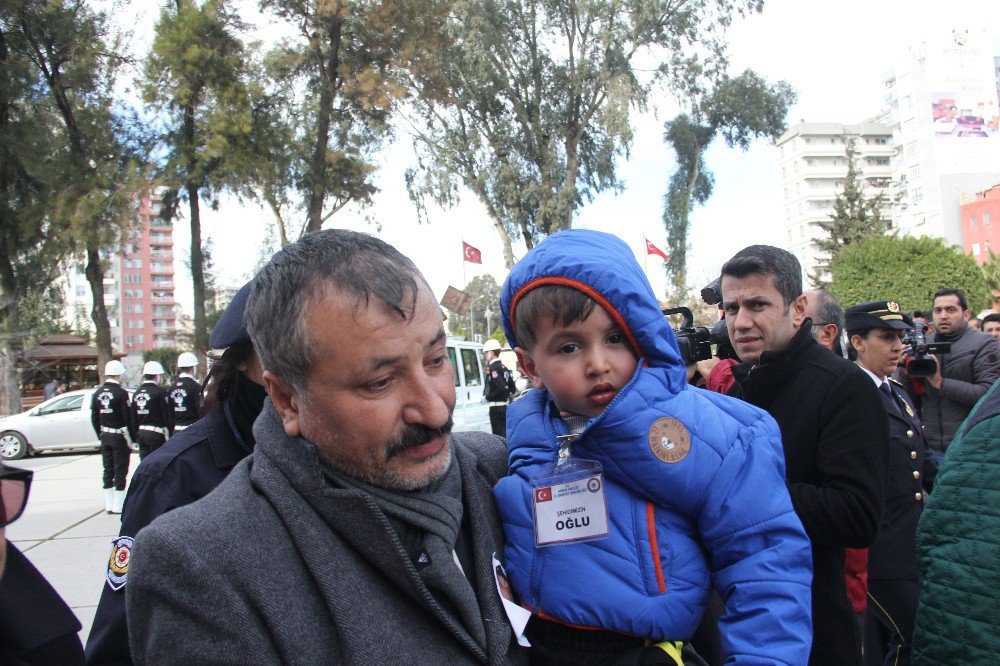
{"left": 972, "top": 243, "right": 981, "bottom": 256}
{"left": 913, "top": 188, "right": 923, "bottom": 203}
{"left": 137, "top": 335, "right": 144, "bottom": 344}
{"left": 970, "top": 216, "right": 977, "bottom": 229}
{"left": 461, "top": 348, "right": 482, "bottom": 387}
{"left": 782, "top": 167, "right": 786, "bottom": 178}
{"left": 787, "top": 229, "right": 793, "bottom": 241}
{"left": 906, "top": 141, "right": 917, "bottom": 156}
{"left": 38, "top": 395, "right": 84, "bottom": 415}
{"left": 126, "top": 335, "right": 134, "bottom": 345}
{"left": 985, "top": 213, "right": 992, "bottom": 226}
{"left": 448, "top": 347, "right": 460, "bottom": 387}
{"left": 76, "top": 285, "right": 86, "bottom": 297}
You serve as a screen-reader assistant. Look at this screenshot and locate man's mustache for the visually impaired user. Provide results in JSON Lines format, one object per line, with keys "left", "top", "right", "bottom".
{"left": 385, "top": 416, "right": 454, "bottom": 459}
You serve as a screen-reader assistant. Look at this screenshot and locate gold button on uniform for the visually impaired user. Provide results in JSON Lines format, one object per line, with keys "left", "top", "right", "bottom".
{"left": 913, "top": 471, "right": 921, "bottom": 479}
{"left": 910, "top": 451, "right": 917, "bottom": 459}
{"left": 915, "top": 492, "right": 923, "bottom": 501}
{"left": 907, "top": 430, "right": 914, "bottom": 438}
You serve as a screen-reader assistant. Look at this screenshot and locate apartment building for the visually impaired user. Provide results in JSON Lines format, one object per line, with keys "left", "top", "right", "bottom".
{"left": 776, "top": 121, "right": 894, "bottom": 282}
{"left": 961, "top": 183, "right": 1000, "bottom": 264}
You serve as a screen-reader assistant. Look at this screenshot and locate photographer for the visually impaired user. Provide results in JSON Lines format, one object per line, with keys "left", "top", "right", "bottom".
{"left": 897, "top": 289, "right": 1000, "bottom": 464}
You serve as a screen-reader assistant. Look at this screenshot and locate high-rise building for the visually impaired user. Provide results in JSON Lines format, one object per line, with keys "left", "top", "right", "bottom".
{"left": 776, "top": 121, "right": 894, "bottom": 282}
{"left": 62, "top": 187, "right": 178, "bottom": 354}
{"left": 883, "top": 27, "right": 1000, "bottom": 245}
{"left": 961, "top": 183, "right": 1000, "bottom": 264}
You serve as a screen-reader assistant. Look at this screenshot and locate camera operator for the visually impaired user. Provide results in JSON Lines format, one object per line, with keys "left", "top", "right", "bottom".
{"left": 897, "top": 288, "right": 1000, "bottom": 465}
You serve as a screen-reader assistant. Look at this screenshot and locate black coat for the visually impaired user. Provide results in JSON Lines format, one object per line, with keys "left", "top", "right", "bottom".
{"left": 85, "top": 405, "right": 250, "bottom": 665}
{"left": 168, "top": 376, "right": 203, "bottom": 427}
{"left": 729, "top": 324, "right": 889, "bottom": 666}
{"left": 91, "top": 381, "right": 130, "bottom": 435}
{"left": 868, "top": 380, "right": 933, "bottom": 581}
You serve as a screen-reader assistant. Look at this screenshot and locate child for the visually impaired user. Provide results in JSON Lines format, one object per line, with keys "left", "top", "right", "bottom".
{"left": 494, "top": 230, "right": 812, "bottom": 664}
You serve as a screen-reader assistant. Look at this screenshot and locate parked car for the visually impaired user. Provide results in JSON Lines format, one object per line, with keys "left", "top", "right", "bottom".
{"left": 0, "top": 389, "right": 139, "bottom": 460}
{"left": 446, "top": 338, "right": 493, "bottom": 433}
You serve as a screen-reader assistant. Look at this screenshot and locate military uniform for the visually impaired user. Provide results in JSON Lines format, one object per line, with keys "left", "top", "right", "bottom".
{"left": 845, "top": 301, "right": 936, "bottom": 666}
{"left": 129, "top": 381, "right": 172, "bottom": 459}
{"left": 168, "top": 374, "right": 202, "bottom": 431}
{"left": 483, "top": 357, "right": 516, "bottom": 437}
{"left": 90, "top": 380, "right": 131, "bottom": 492}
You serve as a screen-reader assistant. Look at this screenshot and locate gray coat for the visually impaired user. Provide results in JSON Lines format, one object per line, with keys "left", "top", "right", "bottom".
{"left": 902, "top": 326, "right": 1000, "bottom": 452}
{"left": 126, "top": 402, "right": 527, "bottom": 665}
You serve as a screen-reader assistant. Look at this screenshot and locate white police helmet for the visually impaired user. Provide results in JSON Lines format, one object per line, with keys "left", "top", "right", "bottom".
{"left": 104, "top": 360, "right": 126, "bottom": 376}
{"left": 483, "top": 339, "right": 502, "bottom": 354}
{"left": 177, "top": 352, "right": 199, "bottom": 368}
{"left": 143, "top": 361, "right": 165, "bottom": 376}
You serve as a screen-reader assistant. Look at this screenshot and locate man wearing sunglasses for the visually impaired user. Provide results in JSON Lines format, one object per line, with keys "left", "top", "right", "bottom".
{"left": 0, "top": 462, "right": 86, "bottom": 664}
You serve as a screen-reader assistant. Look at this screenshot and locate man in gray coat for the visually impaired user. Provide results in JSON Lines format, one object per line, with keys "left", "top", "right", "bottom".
{"left": 125, "top": 230, "right": 527, "bottom": 665}
{"left": 899, "top": 288, "right": 1000, "bottom": 464}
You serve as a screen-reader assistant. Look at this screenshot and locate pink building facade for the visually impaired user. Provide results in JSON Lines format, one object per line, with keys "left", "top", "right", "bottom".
{"left": 962, "top": 183, "right": 1000, "bottom": 265}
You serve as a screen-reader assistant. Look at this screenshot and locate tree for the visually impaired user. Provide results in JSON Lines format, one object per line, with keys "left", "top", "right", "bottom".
{"left": 830, "top": 235, "right": 989, "bottom": 314}
{"left": 145, "top": 0, "right": 257, "bottom": 359}
{"left": 1, "top": 0, "right": 142, "bottom": 414}
{"left": 661, "top": 70, "right": 795, "bottom": 298}
{"left": 810, "top": 142, "right": 890, "bottom": 288}
{"left": 255, "top": 0, "right": 451, "bottom": 240}
{"left": 407, "top": 0, "right": 768, "bottom": 269}
{"left": 462, "top": 274, "right": 502, "bottom": 342}
{"left": 980, "top": 250, "right": 1000, "bottom": 310}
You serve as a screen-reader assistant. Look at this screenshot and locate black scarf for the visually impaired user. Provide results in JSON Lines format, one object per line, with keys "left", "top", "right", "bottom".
{"left": 321, "top": 456, "right": 488, "bottom": 652}
{"left": 230, "top": 373, "right": 266, "bottom": 449}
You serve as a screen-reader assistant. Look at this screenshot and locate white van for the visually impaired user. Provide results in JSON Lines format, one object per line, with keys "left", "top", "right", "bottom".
{"left": 446, "top": 338, "right": 492, "bottom": 432}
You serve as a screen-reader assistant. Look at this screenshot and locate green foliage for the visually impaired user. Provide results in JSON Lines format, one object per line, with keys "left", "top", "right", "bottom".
{"left": 256, "top": 0, "right": 450, "bottom": 237}
{"left": 462, "top": 274, "right": 502, "bottom": 342}
{"left": 661, "top": 70, "right": 795, "bottom": 298}
{"left": 143, "top": 348, "right": 183, "bottom": 377}
{"left": 830, "top": 235, "right": 990, "bottom": 314}
{"left": 810, "top": 143, "right": 889, "bottom": 288}
{"left": 980, "top": 250, "right": 1000, "bottom": 301}
{"left": 408, "top": 0, "right": 770, "bottom": 268}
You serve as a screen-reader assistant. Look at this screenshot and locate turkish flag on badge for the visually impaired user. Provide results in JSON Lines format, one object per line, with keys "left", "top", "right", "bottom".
{"left": 463, "top": 241, "right": 483, "bottom": 264}
{"left": 645, "top": 238, "right": 668, "bottom": 261}
{"left": 534, "top": 487, "right": 552, "bottom": 502}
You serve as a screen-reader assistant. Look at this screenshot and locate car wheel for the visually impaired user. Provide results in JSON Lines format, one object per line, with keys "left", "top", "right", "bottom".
{"left": 0, "top": 431, "right": 28, "bottom": 460}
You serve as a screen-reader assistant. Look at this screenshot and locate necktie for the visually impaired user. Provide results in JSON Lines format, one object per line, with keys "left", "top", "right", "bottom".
{"left": 880, "top": 381, "right": 901, "bottom": 417}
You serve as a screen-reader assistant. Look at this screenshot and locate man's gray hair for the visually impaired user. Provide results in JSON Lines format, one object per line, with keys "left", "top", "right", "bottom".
{"left": 246, "top": 229, "right": 428, "bottom": 393}
{"left": 808, "top": 291, "right": 845, "bottom": 335}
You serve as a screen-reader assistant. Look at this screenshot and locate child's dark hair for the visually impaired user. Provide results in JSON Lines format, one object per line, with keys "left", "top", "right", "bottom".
{"left": 513, "top": 285, "right": 597, "bottom": 349}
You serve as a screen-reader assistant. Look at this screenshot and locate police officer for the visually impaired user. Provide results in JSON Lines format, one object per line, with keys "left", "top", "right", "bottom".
{"left": 86, "top": 282, "right": 268, "bottom": 665}
{"left": 845, "top": 301, "right": 935, "bottom": 666}
{"left": 168, "top": 352, "right": 202, "bottom": 432}
{"left": 90, "top": 361, "right": 131, "bottom": 515}
{"left": 129, "top": 362, "right": 172, "bottom": 460}
{"left": 482, "top": 338, "right": 516, "bottom": 437}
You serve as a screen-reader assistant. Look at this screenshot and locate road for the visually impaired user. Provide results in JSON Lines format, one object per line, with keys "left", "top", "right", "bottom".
{"left": 6, "top": 451, "right": 139, "bottom": 644}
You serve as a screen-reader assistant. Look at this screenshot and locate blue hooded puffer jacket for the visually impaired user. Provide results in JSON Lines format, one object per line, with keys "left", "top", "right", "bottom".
{"left": 495, "top": 230, "right": 813, "bottom": 663}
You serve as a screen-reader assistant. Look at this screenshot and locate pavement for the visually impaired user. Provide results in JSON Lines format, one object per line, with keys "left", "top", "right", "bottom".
{"left": 6, "top": 450, "right": 139, "bottom": 644}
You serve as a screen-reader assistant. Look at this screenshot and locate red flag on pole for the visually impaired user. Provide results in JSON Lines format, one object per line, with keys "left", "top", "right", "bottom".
{"left": 463, "top": 241, "right": 482, "bottom": 264}
{"left": 645, "top": 238, "right": 668, "bottom": 261}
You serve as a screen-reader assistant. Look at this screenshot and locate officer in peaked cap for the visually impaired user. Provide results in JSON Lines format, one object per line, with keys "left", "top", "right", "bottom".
{"left": 844, "top": 300, "right": 934, "bottom": 666}
{"left": 91, "top": 360, "right": 132, "bottom": 515}
{"left": 129, "top": 362, "right": 172, "bottom": 460}
{"left": 86, "top": 281, "right": 267, "bottom": 664}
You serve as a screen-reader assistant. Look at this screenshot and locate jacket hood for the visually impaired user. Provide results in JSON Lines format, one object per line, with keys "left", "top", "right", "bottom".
{"left": 500, "top": 230, "right": 685, "bottom": 382}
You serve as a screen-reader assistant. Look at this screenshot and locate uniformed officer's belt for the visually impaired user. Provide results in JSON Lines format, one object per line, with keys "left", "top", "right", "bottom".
{"left": 100, "top": 426, "right": 128, "bottom": 434}
{"left": 173, "top": 424, "right": 189, "bottom": 431}
{"left": 139, "top": 425, "right": 168, "bottom": 436}
{"left": 488, "top": 401, "right": 508, "bottom": 407}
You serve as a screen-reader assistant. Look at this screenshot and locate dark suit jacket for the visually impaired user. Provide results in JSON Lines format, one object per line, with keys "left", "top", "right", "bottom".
{"left": 126, "top": 402, "right": 526, "bottom": 665}
{"left": 730, "top": 324, "right": 889, "bottom": 666}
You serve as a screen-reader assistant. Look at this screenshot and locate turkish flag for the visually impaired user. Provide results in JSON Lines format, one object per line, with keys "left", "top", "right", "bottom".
{"left": 645, "top": 238, "right": 668, "bottom": 261}
{"left": 534, "top": 487, "right": 552, "bottom": 502}
{"left": 463, "top": 241, "right": 482, "bottom": 264}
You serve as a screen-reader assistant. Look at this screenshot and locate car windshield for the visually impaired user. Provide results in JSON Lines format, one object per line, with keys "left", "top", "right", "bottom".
{"left": 38, "top": 395, "right": 84, "bottom": 415}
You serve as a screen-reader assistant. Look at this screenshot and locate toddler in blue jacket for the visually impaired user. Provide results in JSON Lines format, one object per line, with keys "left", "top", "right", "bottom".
{"left": 494, "top": 230, "right": 812, "bottom": 664}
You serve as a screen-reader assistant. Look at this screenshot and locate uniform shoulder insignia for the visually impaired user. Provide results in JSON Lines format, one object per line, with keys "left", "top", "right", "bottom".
{"left": 106, "top": 536, "right": 134, "bottom": 591}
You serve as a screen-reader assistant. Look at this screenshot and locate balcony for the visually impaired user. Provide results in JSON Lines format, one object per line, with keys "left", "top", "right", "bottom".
{"left": 150, "top": 280, "right": 173, "bottom": 289}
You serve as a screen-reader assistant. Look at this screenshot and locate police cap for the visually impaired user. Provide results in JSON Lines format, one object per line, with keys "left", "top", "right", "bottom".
{"left": 844, "top": 300, "right": 914, "bottom": 335}
{"left": 210, "top": 281, "right": 252, "bottom": 349}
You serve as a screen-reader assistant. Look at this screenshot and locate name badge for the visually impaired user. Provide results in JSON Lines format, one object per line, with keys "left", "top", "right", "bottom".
{"left": 533, "top": 472, "right": 609, "bottom": 546}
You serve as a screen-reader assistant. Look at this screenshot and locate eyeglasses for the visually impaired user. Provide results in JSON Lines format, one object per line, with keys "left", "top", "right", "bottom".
{"left": 1, "top": 466, "right": 33, "bottom": 527}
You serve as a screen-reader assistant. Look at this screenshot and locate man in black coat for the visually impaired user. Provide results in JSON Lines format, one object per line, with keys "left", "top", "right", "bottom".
{"left": 721, "top": 245, "right": 889, "bottom": 666}
{"left": 129, "top": 361, "right": 172, "bottom": 460}
{"left": 168, "top": 352, "right": 203, "bottom": 432}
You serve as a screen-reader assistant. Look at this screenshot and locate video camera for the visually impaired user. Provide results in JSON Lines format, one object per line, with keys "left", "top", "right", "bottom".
{"left": 902, "top": 321, "right": 950, "bottom": 377}
{"left": 662, "top": 306, "right": 735, "bottom": 365}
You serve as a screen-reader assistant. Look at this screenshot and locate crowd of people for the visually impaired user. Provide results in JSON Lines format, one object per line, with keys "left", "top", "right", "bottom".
{"left": 2, "top": 229, "right": 999, "bottom": 665}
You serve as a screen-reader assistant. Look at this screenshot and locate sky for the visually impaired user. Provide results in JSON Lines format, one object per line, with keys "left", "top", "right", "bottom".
{"left": 148, "top": 0, "right": 1000, "bottom": 315}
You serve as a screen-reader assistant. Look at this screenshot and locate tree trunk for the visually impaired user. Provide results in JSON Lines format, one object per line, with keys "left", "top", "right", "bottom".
{"left": 85, "top": 244, "right": 112, "bottom": 373}
{"left": 188, "top": 181, "right": 207, "bottom": 359}
{"left": 0, "top": 255, "right": 22, "bottom": 415}
{"left": 305, "top": 17, "right": 343, "bottom": 234}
